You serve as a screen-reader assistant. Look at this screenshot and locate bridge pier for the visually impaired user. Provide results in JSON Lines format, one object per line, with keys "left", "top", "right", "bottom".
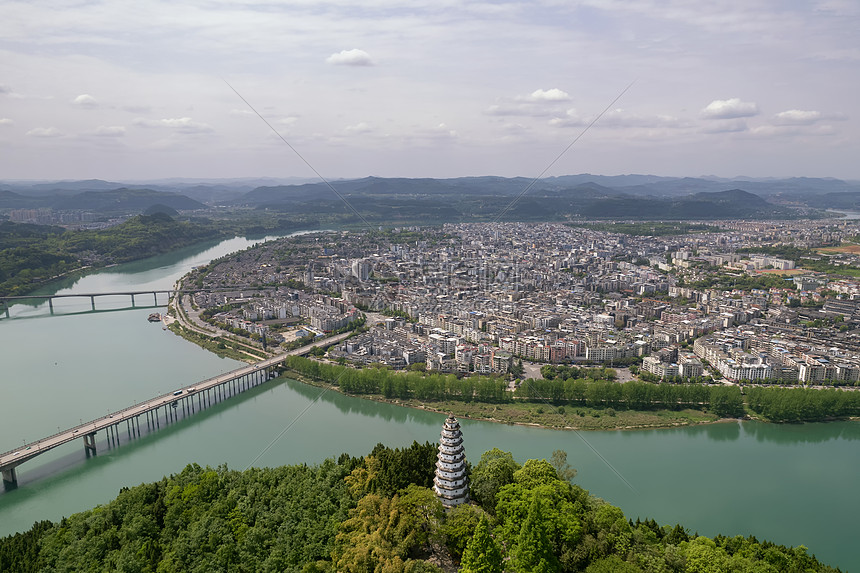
{"left": 2, "top": 467, "right": 17, "bottom": 485}
{"left": 91, "top": 295, "right": 96, "bottom": 310}
{"left": 153, "top": 292, "right": 158, "bottom": 305}
{"left": 131, "top": 293, "right": 135, "bottom": 307}
{"left": 2, "top": 300, "right": 8, "bottom": 319}
{"left": 83, "top": 433, "right": 98, "bottom": 454}
{"left": 48, "top": 298, "right": 54, "bottom": 314}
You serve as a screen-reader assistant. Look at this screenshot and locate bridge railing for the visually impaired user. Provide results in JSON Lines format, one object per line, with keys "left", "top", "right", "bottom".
{"left": 0, "top": 357, "right": 287, "bottom": 461}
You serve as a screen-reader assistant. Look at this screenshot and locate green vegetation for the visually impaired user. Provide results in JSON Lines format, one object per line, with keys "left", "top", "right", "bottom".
{"left": 286, "top": 357, "right": 860, "bottom": 426}
{"left": 567, "top": 222, "right": 724, "bottom": 236}
{"left": 736, "top": 245, "right": 860, "bottom": 278}
{"left": 0, "top": 215, "right": 320, "bottom": 298}
{"left": 167, "top": 322, "right": 262, "bottom": 362}
{"left": 284, "top": 357, "right": 744, "bottom": 419}
{"left": 688, "top": 272, "right": 795, "bottom": 291}
{"left": 0, "top": 215, "right": 221, "bottom": 297}
{"left": 0, "top": 444, "right": 840, "bottom": 572}
{"left": 745, "top": 386, "right": 860, "bottom": 422}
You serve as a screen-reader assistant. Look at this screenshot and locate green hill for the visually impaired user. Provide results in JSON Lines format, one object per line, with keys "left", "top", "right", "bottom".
{"left": 0, "top": 444, "right": 840, "bottom": 572}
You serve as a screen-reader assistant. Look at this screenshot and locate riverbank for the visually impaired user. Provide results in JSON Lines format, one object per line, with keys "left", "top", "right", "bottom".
{"left": 164, "top": 308, "right": 727, "bottom": 431}
{"left": 280, "top": 367, "right": 727, "bottom": 431}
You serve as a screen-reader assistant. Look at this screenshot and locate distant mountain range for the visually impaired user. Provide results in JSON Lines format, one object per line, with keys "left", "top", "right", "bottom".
{"left": 223, "top": 176, "right": 813, "bottom": 221}
{"left": 3, "top": 174, "right": 859, "bottom": 220}
{"left": 0, "top": 187, "right": 206, "bottom": 213}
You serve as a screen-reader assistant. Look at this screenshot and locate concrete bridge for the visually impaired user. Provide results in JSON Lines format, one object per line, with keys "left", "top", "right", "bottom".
{"left": 0, "top": 287, "right": 291, "bottom": 318}
{"left": 0, "top": 328, "right": 354, "bottom": 488}
{"left": 0, "top": 354, "right": 286, "bottom": 487}
{"left": 0, "top": 290, "right": 175, "bottom": 317}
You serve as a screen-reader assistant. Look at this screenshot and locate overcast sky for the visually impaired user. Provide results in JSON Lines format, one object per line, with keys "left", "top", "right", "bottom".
{"left": 1, "top": 0, "right": 858, "bottom": 181}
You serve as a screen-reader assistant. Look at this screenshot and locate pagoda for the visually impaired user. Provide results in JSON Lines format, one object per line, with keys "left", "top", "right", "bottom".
{"left": 433, "top": 415, "right": 469, "bottom": 507}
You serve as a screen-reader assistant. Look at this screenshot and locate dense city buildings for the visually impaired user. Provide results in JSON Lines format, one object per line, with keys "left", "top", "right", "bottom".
{"left": 185, "top": 219, "right": 860, "bottom": 386}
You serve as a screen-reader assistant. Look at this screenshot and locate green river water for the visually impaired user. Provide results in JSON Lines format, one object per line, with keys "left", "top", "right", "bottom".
{"left": 1, "top": 236, "right": 858, "bottom": 571}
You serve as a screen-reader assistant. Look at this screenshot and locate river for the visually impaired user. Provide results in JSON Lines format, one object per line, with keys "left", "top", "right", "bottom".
{"left": 1, "top": 236, "right": 858, "bottom": 571}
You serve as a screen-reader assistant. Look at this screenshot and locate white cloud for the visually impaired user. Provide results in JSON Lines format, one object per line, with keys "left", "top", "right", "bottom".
{"left": 524, "top": 88, "right": 571, "bottom": 102}
{"left": 73, "top": 94, "right": 99, "bottom": 107}
{"left": 773, "top": 109, "right": 822, "bottom": 125}
{"left": 549, "top": 109, "right": 587, "bottom": 128}
{"left": 700, "top": 118, "right": 748, "bottom": 133}
{"left": 326, "top": 49, "right": 374, "bottom": 66}
{"left": 345, "top": 122, "right": 373, "bottom": 134}
{"left": 485, "top": 105, "right": 525, "bottom": 117}
{"left": 26, "top": 127, "right": 63, "bottom": 138}
{"left": 0, "top": 85, "right": 10, "bottom": 95}
{"left": 750, "top": 124, "right": 837, "bottom": 137}
{"left": 93, "top": 125, "right": 126, "bottom": 137}
{"left": 701, "top": 98, "right": 759, "bottom": 119}
{"left": 132, "top": 117, "right": 213, "bottom": 134}
{"left": 432, "top": 122, "right": 457, "bottom": 138}
{"left": 0, "top": 118, "right": 13, "bottom": 126}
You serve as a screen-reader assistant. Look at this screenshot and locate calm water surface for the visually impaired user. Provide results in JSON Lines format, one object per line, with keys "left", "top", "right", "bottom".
{"left": 1, "top": 237, "right": 858, "bottom": 571}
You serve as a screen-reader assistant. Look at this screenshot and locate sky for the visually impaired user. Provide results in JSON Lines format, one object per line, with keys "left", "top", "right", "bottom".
{"left": 1, "top": 0, "right": 858, "bottom": 182}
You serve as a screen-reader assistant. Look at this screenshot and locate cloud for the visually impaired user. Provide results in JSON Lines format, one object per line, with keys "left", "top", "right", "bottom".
{"left": 0, "top": 118, "right": 13, "bottom": 126}
{"left": 93, "top": 125, "right": 126, "bottom": 137}
{"left": 701, "top": 98, "right": 759, "bottom": 119}
{"left": 0, "top": 85, "right": 23, "bottom": 99}
{"left": 132, "top": 117, "right": 213, "bottom": 134}
{"left": 485, "top": 105, "right": 526, "bottom": 117}
{"left": 772, "top": 109, "right": 822, "bottom": 125}
{"left": 73, "top": 94, "right": 99, "bottom": 108}
{"left": 523, "top": 88, "right": 571, "bottom": 102}
{"left": 700, "top": 118, "right": 748, "bottom": 133}
{"left": 750, "top": 124, "right": 837, "bottom": 137}
{"left": 548, "top": 109, "right": 587, "bottom": 128}
{"left": 26, "top": 127, "right": 63, "bottom": 138}
{"left": 326, "top": 49, "right": 374, "bottom": 66}
{"left": 344, "top": 122, "right": 373, "bottom": 134}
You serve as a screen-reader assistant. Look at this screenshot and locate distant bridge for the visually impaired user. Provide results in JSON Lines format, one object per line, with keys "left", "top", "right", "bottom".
{"left": 0, "top": 290, "right": 175, "bottom": 317}
{"left": 0, "top": 287, "right": 289, "bottom": 318}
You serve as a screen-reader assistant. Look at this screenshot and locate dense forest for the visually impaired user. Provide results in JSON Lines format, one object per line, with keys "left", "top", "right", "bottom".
{"left": 0, "top": 215, "right": 317, "bottom": 298}
{"left": 0, "top": 443, "right": 839, "bottom": 572}
{"left": 284, "top": 356, "right": 860, "bottom": 423}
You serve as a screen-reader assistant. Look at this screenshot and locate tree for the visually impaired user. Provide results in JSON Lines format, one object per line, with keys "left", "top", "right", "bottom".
{"left": 459, "top": 516, "right": 503, "bottom": 573}
{"left": 550, "top": 449, "right": 577, "bottom": 482}
{"left": 513, "top": 459, "right": 558, "bottom": 489}
{"left": 585, "top": 555, "right": 643, "bottom": 573}
{"left": 510, "top": 359, "right": 525, "bottom": 379}
{"left": 511, "top": 495, "right": 559, "bottom": 572}
{"left": 470, "top": 448, "right": 520, "bottom": 513}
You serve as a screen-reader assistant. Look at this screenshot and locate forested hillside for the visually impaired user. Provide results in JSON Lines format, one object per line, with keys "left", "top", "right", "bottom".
{"left": 0, "top": 214, "right": 220, "bottom": 297}
{"left": 0, "top": 443, "right": 839, "bottom": 572}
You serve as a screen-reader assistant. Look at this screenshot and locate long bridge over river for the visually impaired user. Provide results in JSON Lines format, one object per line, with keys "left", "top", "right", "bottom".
{"left": 0, "top": 290, "right": 176, "bottom": 317}
{"left": 0, "top": 286, "right": 293, "bottom": 318}
{"left": 0, "top": 330, "right": 352, "bottom": 488}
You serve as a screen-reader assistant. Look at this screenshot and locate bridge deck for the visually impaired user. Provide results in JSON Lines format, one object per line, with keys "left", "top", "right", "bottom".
{"left": 0, "top": 353, "right": 289, "bottom": 474}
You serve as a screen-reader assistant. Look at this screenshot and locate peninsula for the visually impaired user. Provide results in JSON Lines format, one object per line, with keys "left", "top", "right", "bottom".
{"left": 168, "top": 220, "right": 860, "bottom": 430}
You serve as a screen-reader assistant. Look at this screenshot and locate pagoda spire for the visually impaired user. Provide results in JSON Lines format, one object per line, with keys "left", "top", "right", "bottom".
{"left": 433, "top": 414, "right": 469, "bottom": 507}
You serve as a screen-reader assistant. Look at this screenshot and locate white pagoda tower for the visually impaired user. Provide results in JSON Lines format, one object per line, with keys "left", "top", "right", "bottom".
{"left": 433, "top": 415, "right": 469, "bottom": 507}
